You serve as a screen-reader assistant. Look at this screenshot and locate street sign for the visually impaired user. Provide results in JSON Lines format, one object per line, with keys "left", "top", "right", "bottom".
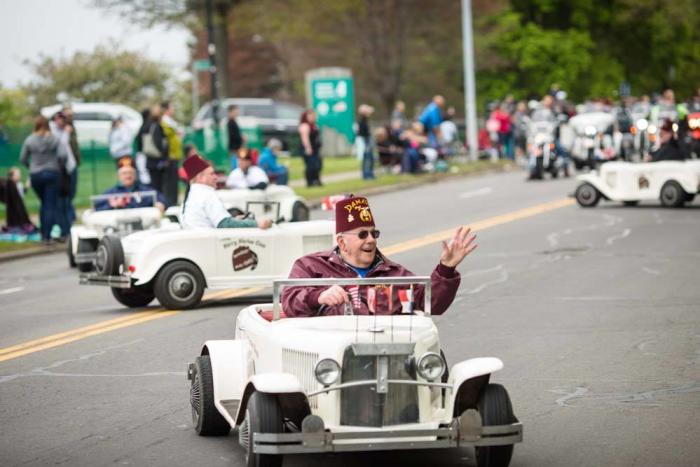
{"left": 193, "top": 59, "right": 211, "bottom": 71}
{"left": 309, "top": 75, "right": 355, "bottom": 146}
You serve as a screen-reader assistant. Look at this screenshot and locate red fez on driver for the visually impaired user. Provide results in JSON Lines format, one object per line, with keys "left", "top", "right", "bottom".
{"left": 182, "top": 154, "right": 211, "bottom": 181}
{"left": 335, "top": 196, "right": 375, "bottom": 233}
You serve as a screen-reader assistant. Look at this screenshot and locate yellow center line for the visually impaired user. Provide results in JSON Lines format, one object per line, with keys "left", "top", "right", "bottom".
{"left": 0, "top": 287, "right": 264, "bottom": 363}
{"left": 0, "top": 198, "right": 573, "bottom": 363}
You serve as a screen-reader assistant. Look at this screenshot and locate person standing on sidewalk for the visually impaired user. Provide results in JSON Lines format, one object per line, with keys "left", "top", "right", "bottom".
{"left": 227, "top": 105, "right": 244, "bottom": 170}
{"left": 50, "top": 112, "right": 77, "bottom": 239}
{"left": 62, "top": 104, "right": 80, "bottom": 224}
{"left": 356, "top": 104, "right": 375, "bottom": 180}
{"left": 20, "top": 116, "right": 67, "bottom": 243}
{"left": 419, "top": 95, "right": 445, "bottom": 148}
{"left": 141, "top": 105, "right": 169, "bottom": 201}
{"left": 299, "top": 109, "right": 322, "bottom": 187}
{"left": 161, "top": 101, "right": 183, "bottom": 206}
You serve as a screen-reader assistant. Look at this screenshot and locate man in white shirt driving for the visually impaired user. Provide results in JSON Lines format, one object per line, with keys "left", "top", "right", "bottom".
{"left": 225, "top": 148, "right": 269, "bottom": 190}
{"left": 180, "top": 154, "right": 272, "bottom": 230}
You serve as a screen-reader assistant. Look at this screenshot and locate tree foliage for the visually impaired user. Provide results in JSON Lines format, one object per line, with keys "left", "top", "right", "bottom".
{"left": 0, "top": 87, "right": 32, "bottom": 126}
{"left": 21, "top": 44, "right": 171, "bottom": 111}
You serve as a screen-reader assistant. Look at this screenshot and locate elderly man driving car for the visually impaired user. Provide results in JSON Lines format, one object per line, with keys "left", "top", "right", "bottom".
{"left": 180, "top": 154, "right": 272, "bottom": 230}
{"left": 95, "top": 159, "right": 167, "bottom": 212}
{"left": 281, "top": 195, "right": 477, "bottom": 317}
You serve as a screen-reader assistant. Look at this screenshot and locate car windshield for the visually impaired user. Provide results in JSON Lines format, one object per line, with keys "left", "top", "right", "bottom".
{"left": 73, "top": 112, "right": 114, "bottom": 121}
{"left": 275, "top": 103, "right": 303, "bottom": 120}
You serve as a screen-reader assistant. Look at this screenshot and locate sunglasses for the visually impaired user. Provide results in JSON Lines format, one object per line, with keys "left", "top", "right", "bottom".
{"left": 343, "top": 229, "right": 381, "bottom": 240}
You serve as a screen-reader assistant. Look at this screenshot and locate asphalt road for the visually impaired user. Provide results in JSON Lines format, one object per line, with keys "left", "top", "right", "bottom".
{"left": 1, "top": 168, "right": 699, "bottom": 467}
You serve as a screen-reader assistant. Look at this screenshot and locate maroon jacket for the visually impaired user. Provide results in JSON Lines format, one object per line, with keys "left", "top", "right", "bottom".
{"left": 281, "top": 248, "right": 461, "bottom": 317}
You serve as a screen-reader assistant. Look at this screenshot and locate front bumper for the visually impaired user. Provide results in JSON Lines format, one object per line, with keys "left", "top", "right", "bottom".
{"left": 79, "top": 273, "right": 131, "bottom": 288}
{"left": 253, "top": 411, "right": 523, "bottom": 454}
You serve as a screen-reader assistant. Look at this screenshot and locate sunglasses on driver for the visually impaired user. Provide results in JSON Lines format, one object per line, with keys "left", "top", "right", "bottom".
{"left": 342, "top": 229, "right": 381, "bottom": 240}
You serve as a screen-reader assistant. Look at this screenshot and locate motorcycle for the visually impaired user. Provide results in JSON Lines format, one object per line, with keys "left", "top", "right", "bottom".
{"left": 526, "top": 117, "right": 560, "bottom": 180}
{"left": 569, "top": 111, "right": 616, "bottom": 169}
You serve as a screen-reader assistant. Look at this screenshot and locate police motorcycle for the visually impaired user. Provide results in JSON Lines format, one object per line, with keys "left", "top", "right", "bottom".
{"left": 526, "top": 109, "right": 561, "bottom": 179}
{"left": 569, "top": 111, "right": 617, "bottom": 169}
{"left": 614, "top": 106, "right": 635, "bottom": 161}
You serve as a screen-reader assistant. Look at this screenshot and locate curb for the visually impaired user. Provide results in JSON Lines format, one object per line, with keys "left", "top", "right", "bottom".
{"left": 305, "top": 162, "right": 518, "bottom": 209}
{"left": 0, "top": 162, "right": 517, "bottom": 264}
{"left": 0, "top": 243, "right": 64, "bottom": 264}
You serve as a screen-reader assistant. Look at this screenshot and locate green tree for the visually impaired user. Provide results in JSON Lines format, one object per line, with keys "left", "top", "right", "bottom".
{"left": 22, "top": 44, "right": 171, "bottom": 110}
{"left": 0, "top": 86, "right": 32, "bottom": 126}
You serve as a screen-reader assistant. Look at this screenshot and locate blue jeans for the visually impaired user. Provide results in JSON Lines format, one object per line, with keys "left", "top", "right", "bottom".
{"left": 360, "top": 137, "right": 375, "bottom": 179}
{"left": 267, "top": 167, "right": 289, "bottom": 185}
{"left": 30, "top": 170, "right": 60, "bottom": 240}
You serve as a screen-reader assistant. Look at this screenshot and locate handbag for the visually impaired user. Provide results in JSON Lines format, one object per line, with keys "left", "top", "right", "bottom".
{"left": 142, "top": 123, "right": 163, "bottom": 159}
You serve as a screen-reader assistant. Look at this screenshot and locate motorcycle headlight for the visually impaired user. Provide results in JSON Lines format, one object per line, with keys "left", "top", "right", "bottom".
{"left": 647, "top": 124, "right": 657, "bottom": 135}
{"left": 314, "top": 359, "right": 341, "bottom": 386}
{"left": 416, "top": 352, "right": 445, "bottom": 381}
{"left": 636, "top": 118, "right": 648, "bottom": 131}
{"left": 584, "top": 126, "right": 597, "bottom": 137}
{"left": 534, "top": 133, "right": 547, "bottom": 145}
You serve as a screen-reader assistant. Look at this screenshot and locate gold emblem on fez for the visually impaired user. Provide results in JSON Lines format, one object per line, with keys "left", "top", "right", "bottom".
{"left": 347, "top": 214, "right": 354, "bottom": 222}
{"left": 359, "top": 208, "right": 372, "bottom": 222}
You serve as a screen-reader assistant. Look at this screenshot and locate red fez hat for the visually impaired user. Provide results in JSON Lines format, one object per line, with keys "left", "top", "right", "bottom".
{"left": 335, "top": 196, "right": 375, "bottom": 233}
{"left": 183, "top": 155, "right": 211, "bottom": 181}
{"left": 659, "top": 119, "right": 674, "bottom": 133}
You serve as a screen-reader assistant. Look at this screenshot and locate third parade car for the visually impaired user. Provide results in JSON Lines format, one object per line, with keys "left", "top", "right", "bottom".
{"left": 80, "top": 220, "right": 333, "bottom": 309}
{"left": 188, "top": 277, "right": 523, "bottom": 467}
{"left": 574, "top": 160, "right": 700, "bottom": 208}
{"left": 68, "top": 191, "right": 176, "bottom": 272}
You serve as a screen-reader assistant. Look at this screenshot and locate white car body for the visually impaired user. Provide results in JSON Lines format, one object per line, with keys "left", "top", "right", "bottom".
{"left": 574, "top": 160, "right": 700, "bottom": 207}
{"left": 41, "top": 102, "right": 142, "bottom": 146}
{"left": 189, "top": 277, "right": 523, "bottom": 464}
{"left": 80, "top": 221, "right": 334, "bottom": 309}
{"left": 68, "top": 192, "right": 175, "bottom": 271}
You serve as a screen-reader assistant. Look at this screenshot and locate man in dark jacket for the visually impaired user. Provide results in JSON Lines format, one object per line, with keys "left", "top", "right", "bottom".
{"left": 95, "top": 160, "right": 167, "bottom": 212}
{"left": 281, "top": 196, "right": 477, "bottom": 317}
{"left": 648, "top": 120, "right": 685, "bottom": 162}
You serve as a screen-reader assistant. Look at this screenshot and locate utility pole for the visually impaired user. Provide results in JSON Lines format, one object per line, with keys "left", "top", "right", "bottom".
{"left": 461, "top": 0, "right": 478, "bottom": 161}
{"left": 205, "top": 0, "right": 219, "bottom": 126}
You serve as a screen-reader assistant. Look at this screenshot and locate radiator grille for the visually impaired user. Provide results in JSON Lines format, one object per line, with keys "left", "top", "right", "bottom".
{"left": 340, "top": 347, "right": 418, "bottom": 427}
{"left": 282, "top": 348, "right": 319, "bottom": 408}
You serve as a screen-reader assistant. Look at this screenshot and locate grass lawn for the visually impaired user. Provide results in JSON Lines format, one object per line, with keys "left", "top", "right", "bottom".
{"left": 0, "top": 241, "right": 43, "bottom": 253}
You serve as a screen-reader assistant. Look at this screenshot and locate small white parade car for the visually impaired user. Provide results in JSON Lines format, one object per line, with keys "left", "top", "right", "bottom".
{"left": 68, "top": 192, "right": 176, "bottom": 272}
{"left": 215, "top": 185, "right": 310, "bottom": 222}
{"left": 574, "top": 160, "right": 700, "bottom": 208}
{"left": 188, "top": 277, "right": 523, "bottom": 467}
{"left": 79, "top": 221, "right": 334, "bottom": 309}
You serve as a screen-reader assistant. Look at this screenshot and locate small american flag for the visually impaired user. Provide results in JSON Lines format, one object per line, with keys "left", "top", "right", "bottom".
{"left": 347, "top": 285, "right": 361, "bottom": 310}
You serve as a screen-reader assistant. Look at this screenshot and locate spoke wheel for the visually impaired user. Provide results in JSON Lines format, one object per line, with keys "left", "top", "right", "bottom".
{"left": 190, "top": 355, "right": 230, "bottom": 436}
{"left": 243, "top": 392, "right": 283, "bottom": 467}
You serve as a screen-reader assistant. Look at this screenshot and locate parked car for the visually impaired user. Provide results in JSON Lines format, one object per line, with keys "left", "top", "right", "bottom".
{"left": 40, "top": 102, "right": 142, "bottom": 147}
{"left": 79, "top": 221, "right": 334, "bottom": 309}
{"left": 574, "top": 160, "right": 700, "bottom": 208}
{"left": 188, "top": 276, "right": 523, "bottom": 467}
{"left": 192, "top": 98, "right": 303, "bottom": 151}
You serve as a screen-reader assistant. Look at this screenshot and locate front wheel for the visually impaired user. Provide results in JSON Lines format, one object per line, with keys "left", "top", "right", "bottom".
{"left": 475, "top": 384, "right": 517, "bottom": 467}
{"left": 111, "top": 286, "right": 155, "bottom": 308}
{"left": 67, "top": 236, "right": 76, "bottom": 268}
{"left": 190, "top": 355, "right": 231, "bottom": 436}
{"left": 240, "top": 392, "right": 283, "bottom": 467}
{"left": 154, "top": 260, "right": 205, "bottom": 309}
{"left": 575, "top": 183, "right": 600, "bottom": 207}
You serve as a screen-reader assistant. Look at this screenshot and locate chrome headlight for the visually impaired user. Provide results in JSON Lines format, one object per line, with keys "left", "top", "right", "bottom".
{"left": 314, "top": 359, "right": 341, "bottom": 386}
{"left": 636, "top": 118, "right": 648, "bottom": 131}
{"left": 416, "top": 352, "right": 445, "bottom": 381}
{"left": 584, "top": 125, "right": 597, "bottom": 137}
